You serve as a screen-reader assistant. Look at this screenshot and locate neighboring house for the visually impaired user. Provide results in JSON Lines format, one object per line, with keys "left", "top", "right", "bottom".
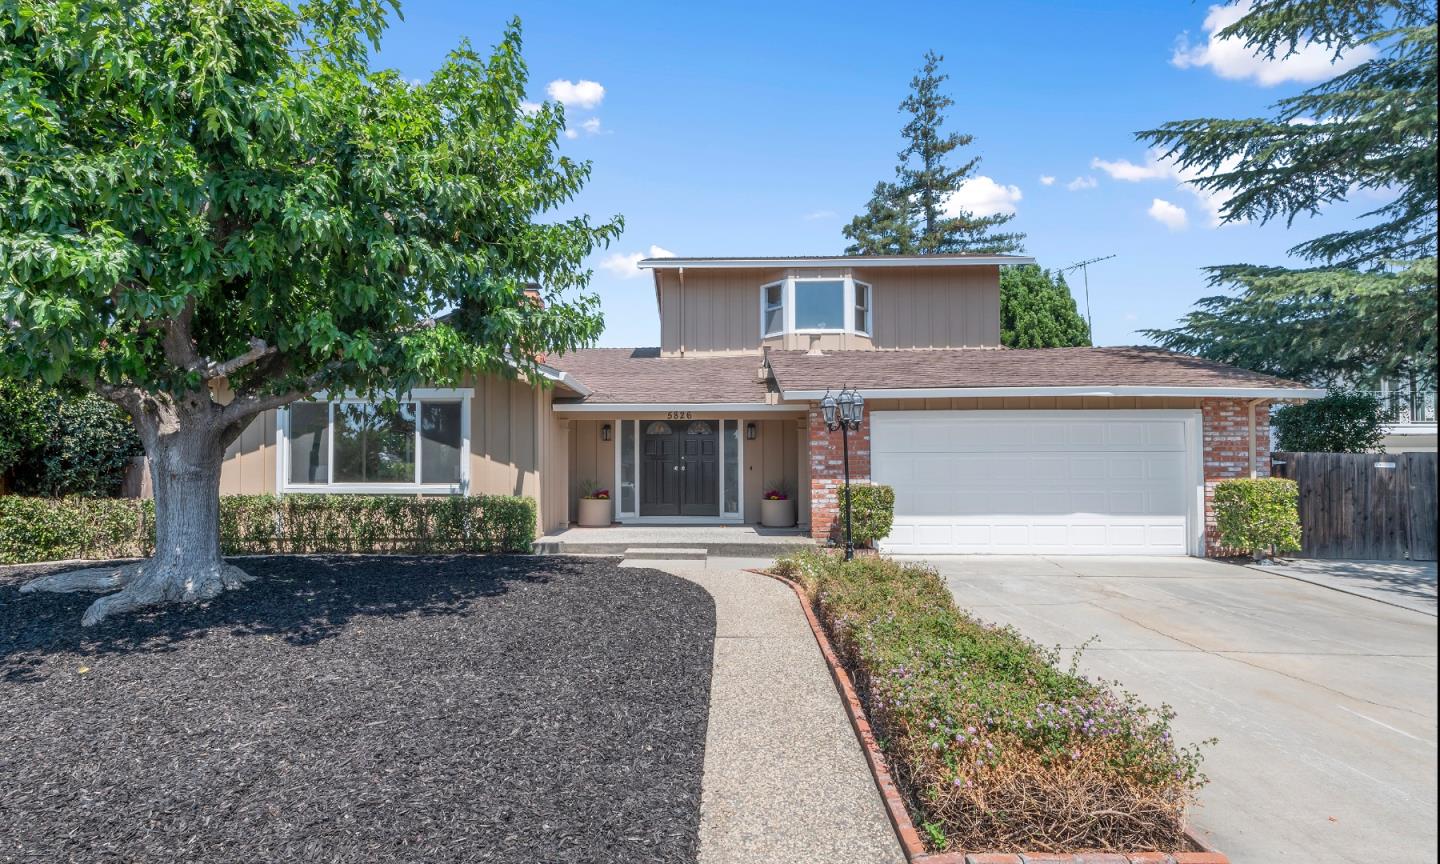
{"left": 1373, "top": 380, "right": 1437, "bottom": 453}
{"left": 218, "top": 255, "right": 1322, "bottom": 556}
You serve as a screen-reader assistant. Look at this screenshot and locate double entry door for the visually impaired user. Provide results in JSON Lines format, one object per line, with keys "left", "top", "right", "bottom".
{"left": 640, "top": 419, "right": 719, "bottom": 517}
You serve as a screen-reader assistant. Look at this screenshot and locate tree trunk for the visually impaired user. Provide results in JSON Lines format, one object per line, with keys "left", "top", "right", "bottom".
{"left": 23, "top": 397, "right": 254, "bottom": 626}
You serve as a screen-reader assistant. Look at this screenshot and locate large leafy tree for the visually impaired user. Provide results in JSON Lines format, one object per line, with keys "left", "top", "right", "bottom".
{"left": 844, "top": 51, "right": 1024, "bottom": 256}
{"left": 1141, "top": 0, "right": 1436, "bottom": 384}
{"left": 0, "top": 1, "right": 620, "bottom": 624}
{"left": 999, "top": 265, "right": 1091, "bottom": 348}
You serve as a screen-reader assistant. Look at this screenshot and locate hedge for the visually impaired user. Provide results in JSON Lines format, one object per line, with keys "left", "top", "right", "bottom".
{"left": 1212, "top": 477, "right": 1301, "bottom": 558}
{"left": 835, "top": 483, "right": 895, "bottom": 547}
{"left": 774, "top": 550, "right": 1209, "bottom": 853}
{"left": 0, "top": 494, "right": 536, "bottom": 564}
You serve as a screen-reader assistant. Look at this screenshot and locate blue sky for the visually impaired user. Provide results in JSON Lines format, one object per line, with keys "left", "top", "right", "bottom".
{"left": 373, "top": 1, "right": 1380, "bottom": 348}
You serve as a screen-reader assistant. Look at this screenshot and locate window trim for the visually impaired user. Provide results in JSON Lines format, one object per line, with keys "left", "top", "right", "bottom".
{"left": 278, "top": 388, "right": 471, "bottom": 495}
{"left": 760, "top": 280, "right": 786, "bottom": 338}
{"left": 853, "top": 279, "right": 872, "bottom": 336}
{"left": 759, "top": 274, "right": 872, "bottom": 338}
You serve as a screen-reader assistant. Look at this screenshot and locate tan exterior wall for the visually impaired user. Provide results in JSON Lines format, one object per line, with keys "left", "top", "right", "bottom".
{"left": 561, "top": 410, "right": 807, "bottom": 524}
{"left": 658, "top": 265, "right": 1001, "bottom": 355}
{"left": 219, "top": 409, "right": 279, "bottom": 495}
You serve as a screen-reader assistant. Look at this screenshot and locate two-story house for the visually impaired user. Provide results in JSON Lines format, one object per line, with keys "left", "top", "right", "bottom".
{"left": 217, "top": 254, "right": 1322, "bottom": 556}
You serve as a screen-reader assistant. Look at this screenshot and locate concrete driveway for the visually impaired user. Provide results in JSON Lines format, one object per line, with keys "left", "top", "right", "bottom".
{"left": 914, "top": 555, "right": 1438, "bottom": 863}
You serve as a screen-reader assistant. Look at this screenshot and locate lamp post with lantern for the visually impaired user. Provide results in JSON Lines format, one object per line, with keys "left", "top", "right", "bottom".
{"left": 819, "top": 386, "right": 865, "bottom": 560}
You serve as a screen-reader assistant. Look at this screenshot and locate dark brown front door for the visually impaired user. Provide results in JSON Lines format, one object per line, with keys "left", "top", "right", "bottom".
{"left": 640, "top": 420, "right": 719, "bottom": 518}
{"left": 679, "top": 421, "right": 719, "bottom": 516}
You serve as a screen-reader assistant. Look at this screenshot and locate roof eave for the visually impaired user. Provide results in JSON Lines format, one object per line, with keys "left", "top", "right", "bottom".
{"left": 777, "top": 385, "right": 1326, "bottom": 401}
{"left": 638, "top": 255, "right": 1034, "bottom": 269}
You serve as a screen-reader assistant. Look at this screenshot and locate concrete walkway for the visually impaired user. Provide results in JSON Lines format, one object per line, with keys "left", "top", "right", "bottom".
{"left": 630, "top": 557, "right": 903, "bottom": 864}
{"left": 1250, "top": 558, "right": 1437, "bottom": 616}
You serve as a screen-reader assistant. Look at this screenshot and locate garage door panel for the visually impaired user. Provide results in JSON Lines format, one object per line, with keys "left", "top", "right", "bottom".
{"left": 872, "top": 411, "right": 1197, "bottom": 556}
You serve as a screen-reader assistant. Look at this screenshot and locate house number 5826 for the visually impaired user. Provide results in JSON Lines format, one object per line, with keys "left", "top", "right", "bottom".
{"left": 666, "top": 411, "right": 693, "bottom": 420}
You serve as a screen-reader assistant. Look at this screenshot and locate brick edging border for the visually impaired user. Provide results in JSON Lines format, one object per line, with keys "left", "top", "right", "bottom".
{"left": 748, "top": 567, "right": 1230, "bottom": 864}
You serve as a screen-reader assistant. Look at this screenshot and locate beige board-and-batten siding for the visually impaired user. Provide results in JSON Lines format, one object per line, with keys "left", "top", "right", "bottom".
{"left": 564, "top": 412, "right": 807, "bottom": 525}
{"left": 214, "top": 375, "right": 566, "bottom": 534}
{"left": 656, "top": 266, "right": 1001, "bottom": 355}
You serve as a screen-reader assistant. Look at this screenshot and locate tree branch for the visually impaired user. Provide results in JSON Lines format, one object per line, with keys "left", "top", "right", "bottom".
{"left": 201, "top": 338, "right": 277, "bottom": 380}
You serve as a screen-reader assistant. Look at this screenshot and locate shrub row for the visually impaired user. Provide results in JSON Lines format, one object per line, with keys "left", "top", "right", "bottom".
{"left": 0, "top": 494, "right": 536, "bottom": 564}
{"left": 773, "top": 550, "right": 1209, "bottom": 854}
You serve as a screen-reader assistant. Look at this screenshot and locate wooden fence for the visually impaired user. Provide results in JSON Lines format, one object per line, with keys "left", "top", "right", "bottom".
{"left": 1271, "top": 451, "right": 1437, "bottom": 561}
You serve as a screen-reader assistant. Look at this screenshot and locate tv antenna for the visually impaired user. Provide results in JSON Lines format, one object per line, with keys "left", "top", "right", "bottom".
{"left": 1060, "top": 254, "right": 1116, "bottom": 339}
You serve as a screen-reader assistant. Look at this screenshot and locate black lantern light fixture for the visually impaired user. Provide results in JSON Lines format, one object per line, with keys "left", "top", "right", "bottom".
{"left": 600, "top": 423, "right": 612, "bottom": 442}
{"left": 820, "top": 386, "right": 865, "bottom": 559}
{"left": 746, "top": 422, "right": 758, "bottom": 441}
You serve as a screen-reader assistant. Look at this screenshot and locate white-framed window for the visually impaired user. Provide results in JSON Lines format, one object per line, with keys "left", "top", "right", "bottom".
{"left": 759, "top": 274, "right": 872, "bottom": 338}
{"left": 761, "top": 280, "right": 785, "bottom": 337}
{"left": 279, "top": 388, "right": 470, "bottom": 494}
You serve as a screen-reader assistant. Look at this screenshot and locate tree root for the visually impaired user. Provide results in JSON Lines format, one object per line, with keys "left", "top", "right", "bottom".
{"left": 20, "top": 563, "right": 142, "bottom": 595}
{"left": 21, "top": 560, "right": 256, "bottom": 627}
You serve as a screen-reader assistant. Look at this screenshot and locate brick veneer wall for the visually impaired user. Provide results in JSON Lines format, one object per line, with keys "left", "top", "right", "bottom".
{"left": 806, "top": 399, "right": 1274, "bottom": 555}
{"left": 808, "top": 404, "right": 871, "bottom": 542}
{"left": 1201, "top": 398, "right": 1272, "bottom": 556}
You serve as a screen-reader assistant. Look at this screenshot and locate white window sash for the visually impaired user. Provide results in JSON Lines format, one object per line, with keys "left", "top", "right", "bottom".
{"left": 763, "top": 275, "right": 872, "bottom": 337}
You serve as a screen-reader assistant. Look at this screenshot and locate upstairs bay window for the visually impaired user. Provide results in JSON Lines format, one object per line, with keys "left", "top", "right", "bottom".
{"left": 759, "top": 275, "right": 873, "bottom": 337}
{"left": 282, "top": 389, "right": 470, "bottom": 493}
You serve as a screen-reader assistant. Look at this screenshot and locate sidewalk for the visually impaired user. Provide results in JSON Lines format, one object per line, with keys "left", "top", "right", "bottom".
{"left": 633, "top": 557, "right": 903, "bottom": 864}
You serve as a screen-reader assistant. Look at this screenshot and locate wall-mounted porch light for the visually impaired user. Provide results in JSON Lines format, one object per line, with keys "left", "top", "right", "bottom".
{"left": 746, "top": 422, "right": 757, "bottom": 440}
{"left": 600, "top": 423, "right": 612, "bottom": 442}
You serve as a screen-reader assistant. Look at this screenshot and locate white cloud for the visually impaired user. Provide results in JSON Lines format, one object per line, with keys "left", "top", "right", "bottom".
{"left": 1147, "top": 198, "right": 1189, "bottom": 231}
{"left": 520, "top": 100, "right": 543, "bottom": 115}
{"left": 1066, "top": 176, "right": 1098, "bottom": 191}
{"left": 1091, "top": 149, "right": 1240, "bottom": 227}
{"left": 598, "top": 245, "right": 676, "bottom": 279}
{"left": 1091, "top": 155, "right": 1170, "bottom": 182}
{"left": 942, "top": 175, "right": 1022, "bottom": 218}
{"left": 803, "top": 209, "right": 836, "bottom": 221}
{"left": 563, "top": 128, "right": 578, "bottom": 140}
{"left": 580, "top": 117, "right": 602, "bottom": 135}
{"left": 546, "top": 79, "right": 605, "bottom": 109}
{"left": 1039, "top": 175, "right": 1056, "bottom": 186}
{"left": 1171, "top": 1, "right": 1375, "bottom": 86}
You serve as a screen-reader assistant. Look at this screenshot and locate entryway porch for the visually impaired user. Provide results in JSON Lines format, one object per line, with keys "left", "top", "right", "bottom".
{"left": 533, "top": 523, "right": 815, "bottom": 557}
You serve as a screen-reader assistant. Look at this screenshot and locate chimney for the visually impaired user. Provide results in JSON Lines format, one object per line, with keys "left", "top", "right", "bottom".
{"left": 521, "top": 283, "right": 546, "bottom": 364}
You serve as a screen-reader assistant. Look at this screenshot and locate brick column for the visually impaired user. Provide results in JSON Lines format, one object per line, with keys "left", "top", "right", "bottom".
{"left": 1202, "top": 398, "right": 1272, "bottom": 555}
{"left": 807, "top": 403, "right": 871, "bottom": 542}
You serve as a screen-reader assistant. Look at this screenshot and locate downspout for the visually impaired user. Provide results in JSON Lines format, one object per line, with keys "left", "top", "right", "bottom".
{"left": 1246, "top": 398, "right": 1265, "bottom": 478}
{"left": 678, "top": 266, "right": 686, "bottom": 357}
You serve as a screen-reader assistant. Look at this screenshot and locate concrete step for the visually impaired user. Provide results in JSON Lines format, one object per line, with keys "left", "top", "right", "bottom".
{"left": 532, "top": 538, "right": 815, "bottom": 557}
{"left": 620, "top": 547, "right": 708, "bottom": 561}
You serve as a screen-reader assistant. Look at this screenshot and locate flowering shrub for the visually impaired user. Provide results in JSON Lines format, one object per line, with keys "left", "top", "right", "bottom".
{"left": 578, "top": 481, "right": 610, "bottom": 500}
{"left": 773, "top": 549, "right": 1210, "bottom": 853}
{"left": 763, "top": 489, "right": 788, "bottom": 500}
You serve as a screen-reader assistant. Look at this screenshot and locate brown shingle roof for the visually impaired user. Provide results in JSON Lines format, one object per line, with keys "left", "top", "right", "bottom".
{"left": 548, "top": 348, "right": 773, "bottom": 404}
{"left": 765, "top": 347, "right": 1311, "bottom": 393}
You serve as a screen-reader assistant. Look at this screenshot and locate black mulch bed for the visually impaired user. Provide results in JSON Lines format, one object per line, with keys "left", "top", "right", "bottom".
{"left": 0, "top": 555, "right": 716, "bottom": 864}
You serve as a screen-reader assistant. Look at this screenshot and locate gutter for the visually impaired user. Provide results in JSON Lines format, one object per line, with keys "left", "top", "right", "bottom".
{"left": 638, "top": 255, "right": 1035, "bottom": 269}
{"left": 535, "top": 362, "right": 592, "bottom": 398}
{"left": 778, "top": 385, "right": 1328, "bottom": 401}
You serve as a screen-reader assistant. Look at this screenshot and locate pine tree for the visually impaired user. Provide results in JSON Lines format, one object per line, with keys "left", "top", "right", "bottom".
{"left": 1141, "top": 0, "right": 1436, "bottom": 385}
{"left": 844, "top": 51, "right": 1024, "bottom": 256}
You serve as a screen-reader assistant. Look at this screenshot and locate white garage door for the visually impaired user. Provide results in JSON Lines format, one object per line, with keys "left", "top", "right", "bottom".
{"left": 871, "top": 411, "right": 1201, "bottom": 556}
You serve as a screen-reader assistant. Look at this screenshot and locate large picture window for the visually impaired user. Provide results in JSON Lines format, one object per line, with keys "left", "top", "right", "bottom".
{"left": 759, "top": 275, "right": 873, "bottom": 338}
{"left": 282, "top": 390, "right": 468, "bottom": 492}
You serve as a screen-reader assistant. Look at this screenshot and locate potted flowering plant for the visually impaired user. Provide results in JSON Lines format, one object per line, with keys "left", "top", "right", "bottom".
{"left": 576, "top": 481, "right": 612, "bottom": 527}
{"left": 760, "top": 488, "right": 795, "bottom": 528}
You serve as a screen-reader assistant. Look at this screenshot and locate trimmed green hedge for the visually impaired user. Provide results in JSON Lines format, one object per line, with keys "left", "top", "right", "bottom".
{"left": 0, "top": 494, "right": 536, "bottom": 564}
{"left": 835, "top": 483, "right": 895, "bottom": 547}
{"left": 1213, "top": 477, "right": 1301, "bottom": 557}
{"left": 774, "top": 550, "right": 1208, "bottom": 852}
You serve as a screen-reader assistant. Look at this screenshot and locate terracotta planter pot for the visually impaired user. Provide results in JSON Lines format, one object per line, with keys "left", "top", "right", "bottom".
{"left": 759, "top": 497, "right": 796, "bottom": 528}
{"left": 576, "top": 497, "right": 612, "bottom": 528}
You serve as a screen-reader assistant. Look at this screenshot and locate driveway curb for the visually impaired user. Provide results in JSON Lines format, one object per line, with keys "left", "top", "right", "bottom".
{"left": 749, "top": 567, "right": 1228, "bottom": 864}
